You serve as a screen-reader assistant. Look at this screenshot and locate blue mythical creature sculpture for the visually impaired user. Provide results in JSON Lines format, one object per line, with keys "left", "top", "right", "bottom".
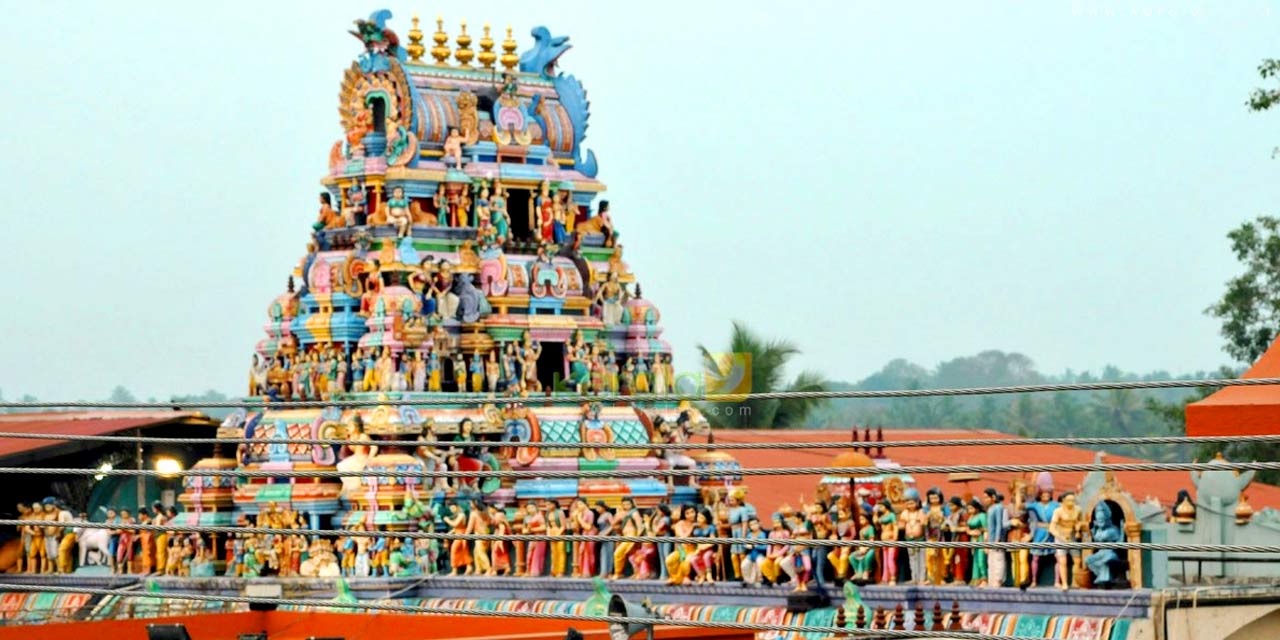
{"left": 352, "top": 9, "right": 407, "bottom": 73}
{"left": 1085, "top": 501, "right": 1123, "bottom": 587}
{"left": 520, "top": 27, "right": 599, "bottom": 178}
{"left": 454, "top": 273, "right": 492, "bottom": 323}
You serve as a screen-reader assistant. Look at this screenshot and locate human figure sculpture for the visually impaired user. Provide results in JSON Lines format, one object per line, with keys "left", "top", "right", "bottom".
{"left": 665, "top": 505, "right": 697, "bottom": 585}
{"left": 739, "top": 517, "right": 768, "bottom": 587}
{"left": 433, "top": 262, "right": 459, "bottom": 320}
{"left": 923, "top": 488, "right": 948, "bottom": 585}
{"left": 316, "top": 191, "right": 345, "bottom": 230}
{"left": 466, "top": 500, "right": 492, "bottom": 576}
{"left": 760, "top": 512, "right": 790, "bottom": 585}
{"left": 520, "top": 334, "right": 542, "bottom": 392}
{"left": 443, "top": 128, "right": 466, "bottom": 170}
{"left": 473, "top": 182, "right": 491, "bottom": 227}
{"left": 445, "top": 503, "right": 471, "bottom": 576}
{"left": 578, "top": 403, "right": 612, "bottom": 462}
{"left": 610, "top": 498, "right": 643, "bottom": 579}
{"left": 965, "top": 499, "right": 987, "bottom": 586}
{"left": 1027, "top": 488, "right": 1059, "bottom": 588}
{"left": 523, "top": 502, "right": 547, "bottom": 577}
{"left": 1049, "top": 492, "right": 1084, "bottom": 591}
{"left": 780, "top": 512, "right": 812, "bottom": 592}
{"left": 573, "top": 498, "right": 599, "bottom": 577}
{"left": 983, "top": 488, "right": 1008, "bottom": 588}
{"left": 468, "top": 351, "right": 484, "bottom": 393}
{"left": 536, "top": 180, "right": 556, "bottom": 243}
{"left": 627, "top": 508, "right": 659, "bottom": 580}
{"left": 489, "top": 181, "right": 510, "bottom": 243}
{"left": 593, "top": 272, "right": 627, "bottom": 326}
{"left": 546, "top": 499, "right": 568, "bottom": 577}
{"left": 433, "top": 184, "right": 450, "bottom": 227}
{"left": 484, "top": 350, "right": 500, "bottom": 394}
{"left": 898, "top": 490, "right": 928, "bottom": 585}
{"left": 386, "top": 185, "right": 412, "bottom": 237}
{"left": 827, "top": 503, "right": 855, "bottom": 582}
{"left": 874, "top": 502, "right": 898, "bottom": 584}
{"left": 1007, "top": 489, "right": 1032, "bottom": 589}
{"left": 1084, "top": 501, "right": 1124, "bottom": 588}
{"left": 343, "top": 184, "right": 367, "bottom": 227}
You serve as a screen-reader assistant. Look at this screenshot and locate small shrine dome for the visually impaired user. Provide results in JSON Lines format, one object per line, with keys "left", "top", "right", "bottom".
{"left": 623, "top": 295, "right": 661, "bottom": 326}
{"left": 830, "top": 450, "right": 876, "bottom": 473}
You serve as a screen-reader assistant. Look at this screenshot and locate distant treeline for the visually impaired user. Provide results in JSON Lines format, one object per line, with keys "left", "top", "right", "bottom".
{"left": 807, "top": 350, "right": 1230, "bottom": 462}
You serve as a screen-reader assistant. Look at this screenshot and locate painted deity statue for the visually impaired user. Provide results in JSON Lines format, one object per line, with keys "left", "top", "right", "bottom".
{"left": 1007, "top": 488, "right": 1032, "bottom": 588}
{"left": 473, "top": 182, "right": 491, "bottom": 227}
{"left": 1084, "top": 501, "right": 1124, "bottom": 587}
{"left": 386, "top": 185, "right": 412, "bottom": 237}
{"left": 316, "top": 191, "right": 345, "bottom": 230}
{"left": 899, "top": 489, "right": 928, "bottom": 585}
{"left": 489, "top": 181, "right": 510, "bottom": 243}
{"left": 519, "top": 332, "right": 542, "bottom": 392}
{"left": 664, "top": 505, "right": 697, "bottom": 586}
{"left": 780, "top": 512, "right": 812, "bottom": 592}
{"left": 578, "top": 401, "right": 611, "bottom": 458}
{"left": 445, "top": 351, "right": 466, "bottom": 393}
{"left": 433, "top": 262, "right": 459, "bottom": 321}
{"left": 536, "top": 180, "right": 555, "bottom": 243}
{"left": 485, "top": 350, "right": 500, "bottom": 394}
{"left": 567, "top": 330, "right": 591, "bottom": 393}
{"left": 761, "top": 513, "right": 791, "bottom": 585}
{"left": 443, "top": 128, "right": 466, "bottom": 170}
{"left": 593, "top": 271, "right": 627, "bottom": 326}
{"left": 1027, "top": 488, "right": 1059, "bottom": 588}
{"left": 433, "top": 184, "right": 450, "bottom": 227}
{"left": 1049, "top": 492, "right": 1085, "bottom": 591}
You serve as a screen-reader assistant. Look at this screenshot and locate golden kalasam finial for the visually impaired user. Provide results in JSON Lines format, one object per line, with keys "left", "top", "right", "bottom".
{"left": 500, "top": 26, "right": 519, "bottom": 71}
{"left": 455, "top": 20, "right": 475, "bottom": 67}
{"left": 406, "top": 15, "right": 425, "bottom": 63}
{"left": 430, "top": 16, "right": 451, "bottom": 64}
{"left": 478, "top": 23, "right": 497, "bottom": 69}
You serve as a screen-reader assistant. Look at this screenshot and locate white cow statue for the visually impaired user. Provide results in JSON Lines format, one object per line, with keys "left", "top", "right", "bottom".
{"left": 76, "top": 527, "right": 113, "bottom": 569}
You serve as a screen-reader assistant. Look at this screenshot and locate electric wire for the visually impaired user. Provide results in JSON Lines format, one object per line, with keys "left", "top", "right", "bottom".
{"left": 4, "top": 374, "right": 1280, "bottom": 408}
{"left": 1, "top": 431, "right": 1277, "bottom": 450}
{"left": 6, "top": 460, "right": 1274, "bottom": 479}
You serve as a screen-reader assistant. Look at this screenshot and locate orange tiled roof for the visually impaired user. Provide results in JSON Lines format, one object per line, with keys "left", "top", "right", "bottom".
{"left": 0, "top": 411, "right": 214, "bottom": 460}
{"left": 1188, "top": 336, "right": 1280, "bottom": 436}
{"left": 711, "top": 429, "right": 1280, "bottom": 514}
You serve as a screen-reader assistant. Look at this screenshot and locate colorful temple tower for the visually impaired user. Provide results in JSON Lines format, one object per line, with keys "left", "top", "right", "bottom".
{"left": 183, "top": 10, "right": 738, "bottom": 526}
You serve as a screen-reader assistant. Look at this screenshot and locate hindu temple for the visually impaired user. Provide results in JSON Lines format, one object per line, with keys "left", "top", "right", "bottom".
{"left": 5, "top": 10, "right": 1280, "bottom": 640}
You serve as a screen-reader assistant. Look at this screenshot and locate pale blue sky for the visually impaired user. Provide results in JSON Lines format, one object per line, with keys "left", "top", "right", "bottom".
{"left": 1, "top": 1, "right": 1277, "bottom": 400}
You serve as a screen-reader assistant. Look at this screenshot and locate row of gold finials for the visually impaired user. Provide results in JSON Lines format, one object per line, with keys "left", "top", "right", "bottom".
{"left": 406, "top": 16, "right": 520, "bottom": 70}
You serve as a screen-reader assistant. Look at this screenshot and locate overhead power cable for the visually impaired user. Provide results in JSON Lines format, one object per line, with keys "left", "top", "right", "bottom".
{"left": 4, "top": 375, "right": 1280, "bottom": 409}
{"left": 6, "top": 460, "right": 1274, "bottom": 479}
{"left": 0, "top": 431, "right": 1275, "bottom": 450}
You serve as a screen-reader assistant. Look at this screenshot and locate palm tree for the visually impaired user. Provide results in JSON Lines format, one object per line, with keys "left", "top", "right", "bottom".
{"left": 697, "top": 321, "right": 829, "bottom": 428}
{"left": 1091, "top": 389, "right": 1143, "bottom": 436}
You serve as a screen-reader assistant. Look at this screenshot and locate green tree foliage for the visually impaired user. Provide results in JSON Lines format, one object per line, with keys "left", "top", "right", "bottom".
{"left": 1247, "top": 59, "right": 1280, "bottom": 112}
{"left": 1205, "top": 216, "right": 1280, "bottom": 363}
{"left": 1249, "top": 59, "right": 1280, "bottom": 157}
{"left": 808, "top": 350, "right": 1209, "bottom": 461}
{"left": 697, "top": 321, "right": 829, "bottom": 428}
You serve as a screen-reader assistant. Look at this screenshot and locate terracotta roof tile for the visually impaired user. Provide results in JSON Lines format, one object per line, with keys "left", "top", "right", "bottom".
{"left": 710, "top": 429, "right": 1280, "bottom": 514}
